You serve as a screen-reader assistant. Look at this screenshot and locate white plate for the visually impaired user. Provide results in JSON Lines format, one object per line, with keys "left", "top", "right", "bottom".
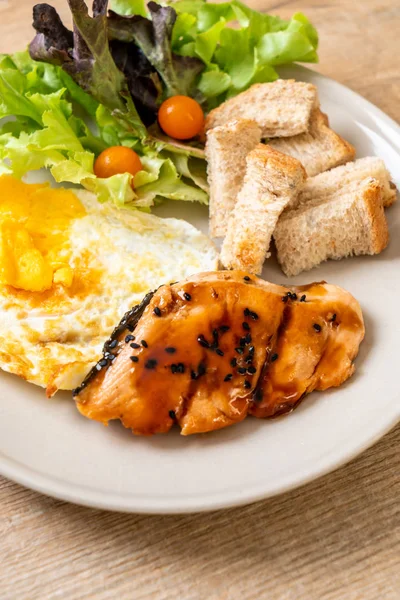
{"left": 1, "top": 66, "right": 399, "bottom": 513}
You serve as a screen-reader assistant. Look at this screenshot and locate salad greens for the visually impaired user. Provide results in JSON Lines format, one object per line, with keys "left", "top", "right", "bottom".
{"left": 0, "top": 51, "right": 207, "bottom": 207}
{"left": 171, "top": 0, "right": 318, "bottom": 107}
{"left": 0, "top": 0, "right": 318, "bottom": 210}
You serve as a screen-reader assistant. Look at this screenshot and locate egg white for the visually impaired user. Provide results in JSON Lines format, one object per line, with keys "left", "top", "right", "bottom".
{"left": 0, "top": 191, "right": 219, "bottom": 395}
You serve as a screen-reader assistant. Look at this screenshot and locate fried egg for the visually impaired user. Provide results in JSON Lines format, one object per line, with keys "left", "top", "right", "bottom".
{"left": 0, "top": 176, "right": 218, "bottom": 395}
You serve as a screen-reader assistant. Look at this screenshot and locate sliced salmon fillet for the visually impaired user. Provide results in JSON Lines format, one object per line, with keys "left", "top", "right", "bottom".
{"left": 73, "top": 272, "right": 364, "bottom": 435}
{"left": 250, "top": 282, "right": 365, "bottom": 418}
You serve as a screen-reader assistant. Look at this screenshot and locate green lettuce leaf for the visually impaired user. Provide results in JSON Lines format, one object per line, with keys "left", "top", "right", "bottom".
{"left": 171, "top": 13, "right": 197, "bottom": 50}
{"left": 169, "top": 153, "right": 209, "bottom": 192}
{"left": 197, "top": 68, "right": 231, "bottom": 98}
{"left": 147, "top": 123, "right": 205, "bottom": 159}
{"left": 171, "top": 0, "right": 319, "bottom": 106}
{"left": 109, "top": 0, "right": 148, "bottom": 17}
{"left": 194, "top": 20, "right": 226, "bottom": 64}
{"left": 256, "top": 16, "right": 319, "bottom": 65}
{"left": 0, "top": 68, "right": 43, "bottom": 124}
{"left": 136, "top": 157, "right": 208, "bottom": 205}
{"left": 10, "top": 50, "right": 99, "bottom": 117}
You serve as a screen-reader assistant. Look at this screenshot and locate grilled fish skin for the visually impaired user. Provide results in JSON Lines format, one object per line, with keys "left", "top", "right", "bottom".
{"left": 73, "top": 272, "right": 364, "bottom": 435}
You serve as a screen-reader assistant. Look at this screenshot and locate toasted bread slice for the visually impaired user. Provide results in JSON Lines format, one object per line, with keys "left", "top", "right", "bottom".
{"left": 289, "top": 156, "right": 397, "bottom": 210}
{"left": 268, "top": 109, "right": 356, "bottom": 176}
{"left": 274, "top": 178, "right": 389, "bottom": 277}
{"left": 205, "top": 119, "right": 261, "bottom": 238}
{"left": 205, "top": 80, "right": 318, "bottom": 138}
{"left": 220, "top": 145, "right": 306, "bottom": 274}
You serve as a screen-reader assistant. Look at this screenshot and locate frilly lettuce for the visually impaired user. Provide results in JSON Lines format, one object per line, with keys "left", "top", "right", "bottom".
{"left": 30, "top": 0, "right": 318, "bottom": 117}
{"left": 0, "top": 52, "right": 207, "bottom": 208}
{"left": 171, "top": 0, "right": 318, "bottom": 105}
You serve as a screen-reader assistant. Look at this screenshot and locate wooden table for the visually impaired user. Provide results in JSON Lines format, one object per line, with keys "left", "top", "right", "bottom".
{"left": 0, "top": 1, "right": 399, "bottom": 598}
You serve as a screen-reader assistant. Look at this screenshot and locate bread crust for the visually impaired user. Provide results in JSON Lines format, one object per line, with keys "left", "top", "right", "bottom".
{"left": 269, "top": 109, "right": 356, "bottom": 176}
{"left": 274, "top": 178, "right": 389, "bottom": 276}
{"left": 221, "top": 144, "right": 306, "bottom": 274}
{"left": 362, "top": 181, "right": 390, "bottom": 253}
{"left": 290, "top": 156, "right": 397, "bottom": 211}
{"left": 205, "top": 119, "right": 261, "bottom": 238}
{"left": 205, "top": 80, "right": 318, "bottom": 138}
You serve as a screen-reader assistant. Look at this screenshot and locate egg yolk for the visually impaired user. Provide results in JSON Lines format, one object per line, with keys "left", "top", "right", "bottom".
{"left": 0, "top": 175, "right": 86, "bottom": 292}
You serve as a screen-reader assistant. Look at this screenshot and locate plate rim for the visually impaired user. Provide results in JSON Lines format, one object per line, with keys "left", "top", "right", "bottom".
{"left": 1, "top": 66, "right": 400, "bottom": 514}
{"left": 1, "top": 408, "right": 398, "bottom": 514}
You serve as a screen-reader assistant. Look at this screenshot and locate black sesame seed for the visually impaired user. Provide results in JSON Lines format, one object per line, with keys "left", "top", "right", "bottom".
{"left": 127, "top": 324, "right": 134, "bottom": 332}
{"left": 235, "top": 347, "right": 244, "bottom": 355}
{"left": 197, "top": 362, "right": 206, "bottom": 376}
{"left": 248, "top": 346, "right": 255, "bottom": 355}
{"left": 282, "top": 295, "right": 289, "bottom": 303}
{"left": 169, "top": 410, "right": 176, "bottom": 420}
{"left": 330, "top": 313, "right": 337, "bottom": 323}
{"left": 171, "top": 364, "right": 178, "bottom": 374}
{"left": 125, "top": 334, "right": 135, "bottom": 343}
{"left": 250, "top": 311, "right": 259, "bottom": 321}
{"left": 240, "top": 337, "right": 247, "bottom": 347}
{"left": 130, "top": 342, "right": 140, "bottom": 349}
{"left": 99, "top": 358, "right": 108, "bottom": 367}
{"left": 244, "top": 308, "right": 251, "bottom": 317}
{"left": 191, "top": 370, "right": 198, "bottom": 380}
{"left": 197, "top": 334, "right": 209, "bottom": 348}
{"left": 145, "top": 359, "right": 157, "bottom": 370}
{"left": 246, "top": 355, "right": 253, "bottom": 364}
{"left": 176, "top": 362, "right": 185, "bottom": 373}
{"left": 153, "top": 307, "right": 161, "bottom": 317}
{"left": 224, "top": 373, "right": 233, "bottom": 382}
{"left": 183, "top": 292, "right": 192, "bottom": 301}
{"left": 244, "top": 380, "right": 251, "bottom": 389}
{"left": 141, "top": 340, "right": 148, "bottom": 348}
{"left": 245, "top": 333, "right": 252, "bottom": 344}
{"left": 247, "top": 366, "right": 257, "bottom": 374}
{"left": 108, "top": 339, "right": 118, "bottom": 349}
{"left": 212, "top": 329, "right": 219, "bottom": 345}
{"left": 230, "top": 358, "right": 237, "bottom": 367}
{"left": 219, "top": 325, "right": 230, "bottom": 333}
{"left": 165, "top": 347, "right": 176, "bottom": 354}
{"left": 271, "top": 353, "right": 279, "bottom": 362}
{"left": 238, "top": 367, "right": 246, "bottom": 375}
{"left": 243, "top": 276, "right": 251, "bottom": 282}
{"left": 216, "top": 348, "right": 224, "bottom": 357}
{"left": 300, "top": 294, "right": 306, "bottom": 302}
{"left": 291, "top": 293, "right": 298, "bottom": 301}
{"left": 130, "top": 356, "right": 139, "bottom": 363}
{"left": 242, "top": 322, "right": 250, "bottom": 331}
{"left": 313, "top": 323, "right": 322, "bottom": 332}
{"left": 254, "top": 388, "right": 263, "bottom": 403}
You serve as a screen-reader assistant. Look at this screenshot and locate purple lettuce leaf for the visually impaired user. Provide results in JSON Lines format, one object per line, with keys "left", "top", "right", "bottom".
{"left": 107, "top": 2, "right": 204, "bottom": 98}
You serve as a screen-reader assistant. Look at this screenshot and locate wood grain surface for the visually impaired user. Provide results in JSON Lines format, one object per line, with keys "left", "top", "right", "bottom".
{"left": 0, "top": 1, "right": 399, "bottom": 599}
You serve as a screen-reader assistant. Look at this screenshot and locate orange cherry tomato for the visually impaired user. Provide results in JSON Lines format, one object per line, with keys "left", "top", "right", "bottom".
{"left": 94, "top": 146, "right": 143, "bottom": 182}
{"left": 158, "top": 95, "right": 204, "bottom": 140}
